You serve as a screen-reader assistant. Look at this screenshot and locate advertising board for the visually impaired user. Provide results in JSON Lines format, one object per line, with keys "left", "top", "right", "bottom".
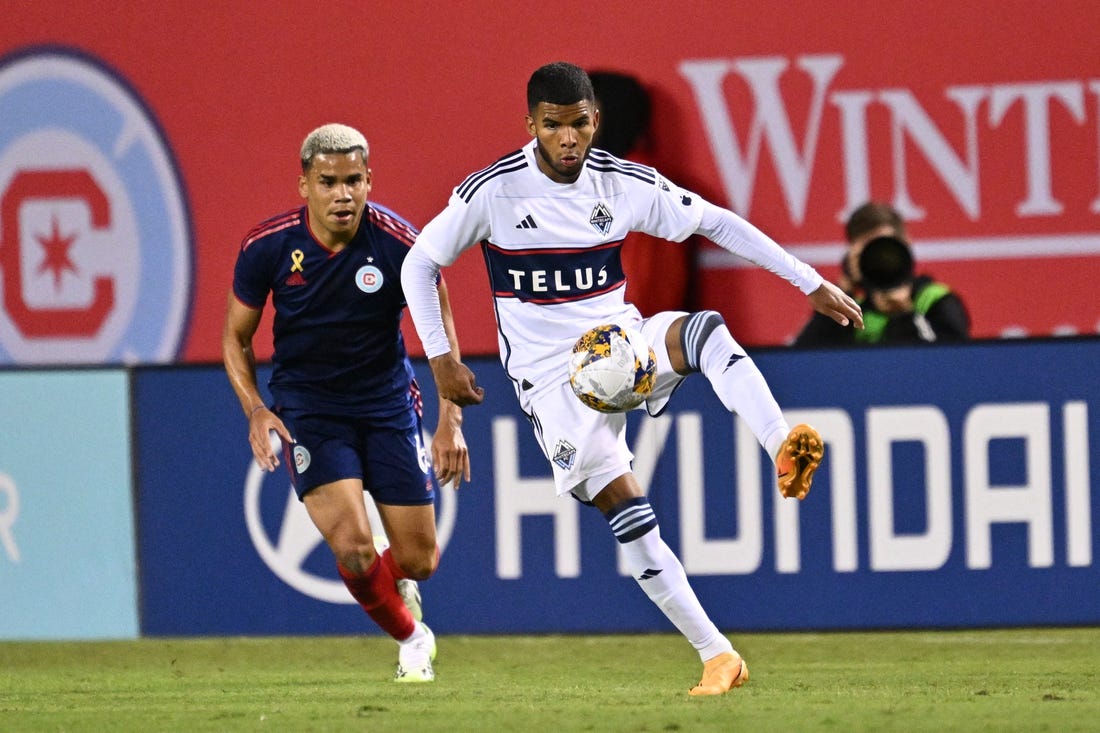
{"left": 133, "top": 339, "right": 1099, "bottom": 635}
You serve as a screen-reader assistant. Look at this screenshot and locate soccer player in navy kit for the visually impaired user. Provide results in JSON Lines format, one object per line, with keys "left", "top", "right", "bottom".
{"left": 401, "top": 63, "right": 863, "bottom": 695}
{"left": 223, "top": 124, "right": 469, "bottom": 683}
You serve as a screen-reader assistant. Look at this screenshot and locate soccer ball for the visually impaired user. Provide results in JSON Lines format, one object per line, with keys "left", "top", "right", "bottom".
{"left": 568, "top": 323, "right": 657, "bottom": 413}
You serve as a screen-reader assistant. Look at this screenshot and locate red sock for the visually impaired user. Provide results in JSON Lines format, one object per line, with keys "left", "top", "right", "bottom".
{"left": 381, "top": 548, "right": 407, "bottom": 580}
{"left": 337, "top": 557, "right": 415, "bottom": 641}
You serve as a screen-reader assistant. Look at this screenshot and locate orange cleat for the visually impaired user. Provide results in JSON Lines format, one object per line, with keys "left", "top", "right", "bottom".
{"left": 689, "top": 651, "right": 749, "bottom": 696}
{"left": 776, "top": 424, "right": 824, "bottom": 500}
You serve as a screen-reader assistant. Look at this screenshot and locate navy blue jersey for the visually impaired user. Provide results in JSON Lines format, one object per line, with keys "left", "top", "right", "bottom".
{"left": 233, "top": 203, "right": 422, "bottom": 421}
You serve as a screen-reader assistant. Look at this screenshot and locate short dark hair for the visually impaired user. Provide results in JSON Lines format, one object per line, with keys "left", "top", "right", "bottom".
{"left": 845, "top": 202, "right": 906, "bottom": 243}
{"left": 527, "top": 62, "right": 595, "bottom": 111}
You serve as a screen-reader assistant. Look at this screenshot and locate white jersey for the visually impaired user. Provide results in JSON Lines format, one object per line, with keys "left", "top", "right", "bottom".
{"left": 412, "top": 138, "right": 821, "bottom": 391}
{"left": 414, "top": 140, "right": 703, "bottom": 387}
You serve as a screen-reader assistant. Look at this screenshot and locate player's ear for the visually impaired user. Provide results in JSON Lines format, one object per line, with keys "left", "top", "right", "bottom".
{"left": 364, "top": 168, "right": 373, "bottom": 193}
{"left": 298, "top": 174, "right": 308, "bottom": 199}
{"left": 525, "top": 115, "right": 535, "bottom": 137}
{"left": 592, "top": 107, "right": 600, "bottom": 132}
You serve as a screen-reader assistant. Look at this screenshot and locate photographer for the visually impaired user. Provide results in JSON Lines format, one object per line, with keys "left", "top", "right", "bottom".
{"left": 794, "top": 235, "right": 969, "bottom": 346}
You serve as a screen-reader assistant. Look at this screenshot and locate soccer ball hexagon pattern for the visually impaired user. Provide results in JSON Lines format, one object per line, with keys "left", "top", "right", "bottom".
{"left": 568, "top": 323, "right": 657, "bottom": 413}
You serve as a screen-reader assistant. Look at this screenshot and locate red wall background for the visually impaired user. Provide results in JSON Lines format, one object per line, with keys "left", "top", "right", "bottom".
{"left": 3, "top": 1, "right": 1098, "bottom": 361}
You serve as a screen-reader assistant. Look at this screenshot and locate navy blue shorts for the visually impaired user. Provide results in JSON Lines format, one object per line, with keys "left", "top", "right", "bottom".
{"left": 276, "top": 408, "right": 437, "bottom": 506}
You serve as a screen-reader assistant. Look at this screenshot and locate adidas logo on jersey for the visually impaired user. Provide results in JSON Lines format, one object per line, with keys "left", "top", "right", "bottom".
{"left": 515, "top": 214, "right": 538, "bottom": 229}
{"left": 285, "top": 272, "right": 307, "bottom": 286}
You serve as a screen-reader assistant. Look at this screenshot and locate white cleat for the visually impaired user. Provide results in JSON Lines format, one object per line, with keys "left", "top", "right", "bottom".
{"left": 394, "top": 623, "right": 436, "bottom": 683}
{"left": 397, "top": 579, "right": 424, "bottom": 623}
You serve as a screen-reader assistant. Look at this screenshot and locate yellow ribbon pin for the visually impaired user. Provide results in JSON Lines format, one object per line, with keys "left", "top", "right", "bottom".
{"left": 290, "top": 249, "right": 304, "bottom": 273}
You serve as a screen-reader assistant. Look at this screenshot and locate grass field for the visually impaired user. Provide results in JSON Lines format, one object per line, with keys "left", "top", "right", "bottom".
{"left": 2, "top": 628, "right": 1099, "bottom": 732}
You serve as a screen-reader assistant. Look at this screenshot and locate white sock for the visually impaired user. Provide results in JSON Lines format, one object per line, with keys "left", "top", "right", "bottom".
{"left": 608, "top": 499, "right": 733, "bottom": 662}
{"left": 399, "top": 622, "right": 426, "bottom": 646}
{"left": 695, "top": 320, "right": 789, "bottom": 460}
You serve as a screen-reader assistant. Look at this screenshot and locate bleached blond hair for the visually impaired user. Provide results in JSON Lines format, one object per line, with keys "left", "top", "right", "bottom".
{"left": 299, "top": 123, "right": 369, "bottom": 171}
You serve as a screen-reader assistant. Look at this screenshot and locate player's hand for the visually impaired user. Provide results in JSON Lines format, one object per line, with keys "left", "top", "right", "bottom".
{"left": 432, "top": 407, "right": 471, "bottom": 490}
{"left": 248, "top": 406, "right": 293, "bottom": 472}
{"left": 429, "top": 353, "right": 485, "bottom": 407}
{"left": 809, "top": 281, "right": 864, "bottom": 330}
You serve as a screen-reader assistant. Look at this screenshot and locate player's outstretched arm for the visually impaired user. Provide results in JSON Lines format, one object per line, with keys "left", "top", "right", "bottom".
{"left": 695, "top": 201, "right": 827, "bottom": 297}
{"left": 809, "top": 281, "right": 864, "bottom": 329}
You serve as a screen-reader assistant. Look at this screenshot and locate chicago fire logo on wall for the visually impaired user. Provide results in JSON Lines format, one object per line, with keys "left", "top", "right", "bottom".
{"left": 0, "top": 47, "right": 191, "bottom": 364}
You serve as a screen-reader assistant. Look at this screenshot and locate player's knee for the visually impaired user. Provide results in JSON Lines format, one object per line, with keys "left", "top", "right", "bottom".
{"left": 680, "top": 310, "right": 726, "bottom": 371}
{"left": 330, "top": 539, "right": 378, "bottom": 575}
{"left": 394, "top": 547, "right": 439, "bottom": 581}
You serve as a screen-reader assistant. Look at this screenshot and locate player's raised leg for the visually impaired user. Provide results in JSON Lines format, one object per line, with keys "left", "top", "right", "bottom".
{"left": 670, "top": 311, "right": 823, "bottom": 500}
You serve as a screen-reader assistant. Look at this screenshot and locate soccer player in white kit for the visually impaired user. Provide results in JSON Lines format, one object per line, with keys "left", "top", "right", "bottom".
{"left": 401, "top": 62, "right": 863, "bottom": 695}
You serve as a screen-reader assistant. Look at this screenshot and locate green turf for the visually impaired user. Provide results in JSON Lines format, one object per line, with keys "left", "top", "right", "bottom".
{"left": 1, "top": 628, "right": 1098, "bottom": 732}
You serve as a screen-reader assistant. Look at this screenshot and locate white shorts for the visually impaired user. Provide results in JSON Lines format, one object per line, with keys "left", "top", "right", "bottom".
{"left": 517, "top": 311, "right": 689, "bottom": 502}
